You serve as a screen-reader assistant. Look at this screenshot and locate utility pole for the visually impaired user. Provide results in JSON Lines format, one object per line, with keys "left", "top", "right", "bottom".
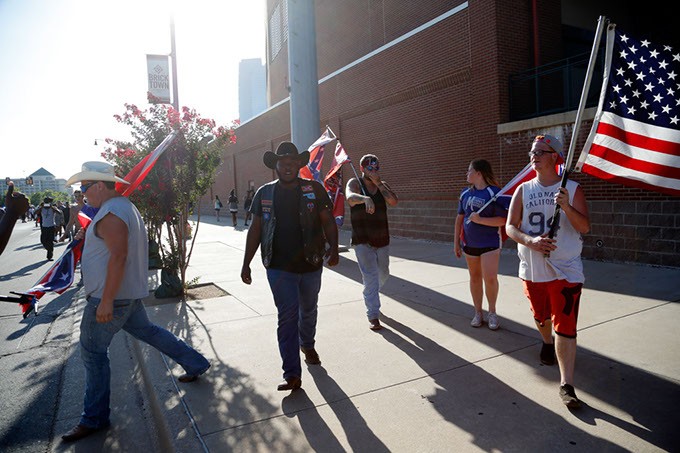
{"left": 170, "top": 14, "right": 179, "bottom": 111}
{"left": 287, "top": 0, "right": 320, "bottom": 152}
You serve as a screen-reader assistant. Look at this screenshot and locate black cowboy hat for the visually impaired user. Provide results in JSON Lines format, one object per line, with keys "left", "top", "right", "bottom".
{"left": 263, "top": 141, "right": 310, "bottom": 170}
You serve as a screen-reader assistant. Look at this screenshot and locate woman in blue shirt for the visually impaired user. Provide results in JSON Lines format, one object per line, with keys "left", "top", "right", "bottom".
{"left": 454, "top": 159, "right": 508, "bottom": 330}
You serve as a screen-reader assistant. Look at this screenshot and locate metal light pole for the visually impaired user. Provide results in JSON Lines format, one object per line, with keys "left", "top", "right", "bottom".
{"left": 170, "top": 14, "right": 179, "bottom": 111}
{"left": 287, "top": 0, "right": 321, "bottom": 152}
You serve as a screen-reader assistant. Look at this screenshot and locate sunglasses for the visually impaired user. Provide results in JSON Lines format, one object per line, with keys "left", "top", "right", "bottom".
{"left": 528, "top": 149, "right": 556, "bottom": 158}
{"left": 80, "top": 181, "right": 97, "bottom": 193}
{"left": 364, "top": 162, "right": 380, "bottom": 171}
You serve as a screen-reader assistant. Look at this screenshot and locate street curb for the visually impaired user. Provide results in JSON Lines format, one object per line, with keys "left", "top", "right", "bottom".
{"left": 61, "top": 291, "right": 174, "bottom": 451}
{"left": 128, "top": 336, "right": 175, "bottom": 452}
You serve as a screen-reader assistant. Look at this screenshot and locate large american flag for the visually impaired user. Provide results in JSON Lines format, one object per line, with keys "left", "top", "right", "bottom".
{"left": 576, "top": 26, "right": 680, "bottom": 196}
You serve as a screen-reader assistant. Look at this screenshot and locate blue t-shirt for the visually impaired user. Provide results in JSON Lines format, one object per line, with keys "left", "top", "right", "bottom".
{"left": 457, "top": 186, "right": 508, "bottom": 248}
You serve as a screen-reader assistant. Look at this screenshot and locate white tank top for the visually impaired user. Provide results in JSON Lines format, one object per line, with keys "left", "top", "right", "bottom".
{"left": 517, "top": 179, "right": 584, "bottom": 283}
{"left": 82, "top": 197, "right": 149, "bottom": 299}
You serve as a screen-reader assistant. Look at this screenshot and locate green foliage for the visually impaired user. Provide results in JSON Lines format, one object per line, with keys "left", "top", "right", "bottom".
{"left": 101, "top": 103, "right": 238, "bottom": 292}
{"left": 29, "top": 189, "right": 69, "bottom": 207}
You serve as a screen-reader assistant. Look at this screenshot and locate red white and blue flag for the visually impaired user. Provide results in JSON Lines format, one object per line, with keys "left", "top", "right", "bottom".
{"left": 116, "top": 131, "right": 178, "bottom": 195}
{"left": 23, "top": 133, "right": 176, "bottom": 308}
{"left": 299, "top": 127, "right": 336, "bottom": 183}
{"left": 575, "top": 27, "right": 680, "bottom": 196}
{"left": 324, "top": 142, "right": 351, "bottom": 225}
{"left": 27, "top": 239, "right": 84, "bottom": 300}
{"left": 463, "top": 162, "right": 564, "bottom": 243}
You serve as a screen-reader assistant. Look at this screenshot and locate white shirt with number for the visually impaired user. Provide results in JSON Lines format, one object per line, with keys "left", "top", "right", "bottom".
{"left": 517, "top": 178, "right": 584, "bottom": 283}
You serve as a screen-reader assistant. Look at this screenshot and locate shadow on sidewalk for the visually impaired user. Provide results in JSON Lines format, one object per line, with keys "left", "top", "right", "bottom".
{"left": 380, "top": 313, "right": 678, "bottom": 451}
{"left": 329, "top": 255, "right": 680, "bottom": 451}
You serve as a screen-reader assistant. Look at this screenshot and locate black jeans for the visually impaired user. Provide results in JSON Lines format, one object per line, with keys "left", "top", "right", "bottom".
{"left": 40, "top": 226, "right": 55, "bottom": 259}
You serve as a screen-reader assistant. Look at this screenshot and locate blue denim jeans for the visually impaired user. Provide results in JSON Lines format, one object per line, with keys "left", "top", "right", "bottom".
{"left": 266, "top": 268, "right": 322, "bottom": 380}
{"left": 354, "top": 244, "right": 390, "bottom": 320}
{"left": 79, "top": 297, "right": 210, "bottom": 429}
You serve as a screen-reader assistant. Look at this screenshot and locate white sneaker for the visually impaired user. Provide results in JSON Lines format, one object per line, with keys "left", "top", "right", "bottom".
{"left": 487, "top": 313, "right": 500, "bottom": 330}
{"left": 470, "top": 312, "right": 483, "bottom": 327}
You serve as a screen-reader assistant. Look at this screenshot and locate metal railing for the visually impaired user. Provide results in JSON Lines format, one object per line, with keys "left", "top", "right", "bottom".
{"left": 509, "top": 50, "right": 604, "bottom": 121}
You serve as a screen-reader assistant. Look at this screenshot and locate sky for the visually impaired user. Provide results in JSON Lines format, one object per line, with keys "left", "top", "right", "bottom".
{"left": 0, "top": 0, "right": 266, "bottom": 182}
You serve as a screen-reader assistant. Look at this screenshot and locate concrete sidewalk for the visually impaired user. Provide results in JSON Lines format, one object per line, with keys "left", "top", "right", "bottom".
{"left": 64, "top": 217, "right": 680, "bottom": 452}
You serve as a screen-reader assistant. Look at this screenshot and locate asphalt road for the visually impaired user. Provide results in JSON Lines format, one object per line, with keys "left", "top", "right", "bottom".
{"left": 0, "top": 222, "right": 76, "bottom": 452}
{"left": 1, "top": 221, "right": 166, "bottom": 453}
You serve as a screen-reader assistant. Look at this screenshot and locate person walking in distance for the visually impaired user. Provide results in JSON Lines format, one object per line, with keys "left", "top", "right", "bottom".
{"left": 35, "top": 196, "right": 60, "bottom": 260}
{"left": 228, "top": 189, "right": 239, "bottom": 227}
{"left": 345, "top": 154, "right": 398, "bottom": 331}
{"left": 61, "top": 161, "right": 210, "bottom": 442}
{"left": 214, "top": 195, "right": 222, "bottom": 221}
{"left": 506, "top": 135, "right": 590, "bottom": 409}
{"left": 454, "top": 159, "right": 508, "bottom": 330}
{"left": 241, "top": 142, "right": 339, "bottom": 392}
{"left": 243, "top": 188, "right": 254, "bottom": 226}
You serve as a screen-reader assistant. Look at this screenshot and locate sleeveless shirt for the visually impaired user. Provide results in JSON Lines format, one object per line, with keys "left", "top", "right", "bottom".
{"left": 517, "top": 179, "right": 584, "bottom": 283}
{"left": 350, "top": 178, "right": 389, "bottom": 247}
{"left": 82, "top": 197, "right": 149, "bottom": 299}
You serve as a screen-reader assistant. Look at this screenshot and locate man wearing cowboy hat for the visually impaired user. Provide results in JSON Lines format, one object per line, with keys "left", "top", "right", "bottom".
{"left": 506, "top": 134, "right": 590, "bottom": 409}
{"left": 241, "top": 141, "right": 339, "bottom": 392}
{"left": 61, "top": 162, "right": 210, "bottom": 442}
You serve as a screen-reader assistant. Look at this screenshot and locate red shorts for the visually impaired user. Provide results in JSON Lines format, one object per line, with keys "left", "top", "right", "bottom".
{"left": 522, "top": 279, "right": 582, "bottom": 338}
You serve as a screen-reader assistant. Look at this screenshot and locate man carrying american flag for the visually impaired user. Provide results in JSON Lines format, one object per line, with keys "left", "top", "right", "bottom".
{"left": 506, "top": 134, "right": 591, "bottom": 409}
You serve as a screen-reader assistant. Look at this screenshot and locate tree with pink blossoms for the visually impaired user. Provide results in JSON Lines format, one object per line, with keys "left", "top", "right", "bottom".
{"left": 100, "top": 102, "right": 238, "bottom": 295}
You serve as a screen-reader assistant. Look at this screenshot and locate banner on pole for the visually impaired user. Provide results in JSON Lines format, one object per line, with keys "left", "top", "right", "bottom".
{"left": 146, "top": 54, "right": 171, "bottom": 104}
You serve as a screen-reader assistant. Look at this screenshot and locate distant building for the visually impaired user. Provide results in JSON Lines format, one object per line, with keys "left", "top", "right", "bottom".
{"left": 238, "top": 58, "right": 267, "bottom": 123}
{"left": 8, "top": 168, "right": 68, "bottom": 198}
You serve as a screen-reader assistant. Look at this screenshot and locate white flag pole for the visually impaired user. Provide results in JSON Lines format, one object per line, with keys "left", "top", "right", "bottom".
{"left": 464, "top": 163, "right": 533, "bottom": 224}
{"left": 326, "top": 125, "right": 367, "bottom": 197}
{"left": 548, "top": 15, "right": 607, "bottom": 240}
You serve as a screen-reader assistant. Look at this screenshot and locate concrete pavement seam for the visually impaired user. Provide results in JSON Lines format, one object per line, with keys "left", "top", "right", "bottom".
{"left": 128, "top": 336, "right": 178, "bottom": 453}
{"left": 157, "top": 352, "right": 211, "bottom": 453}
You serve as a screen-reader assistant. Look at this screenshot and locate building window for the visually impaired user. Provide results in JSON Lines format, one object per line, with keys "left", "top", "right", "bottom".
{"left": 268, "top": 1, "right": 288, "bottom": 62}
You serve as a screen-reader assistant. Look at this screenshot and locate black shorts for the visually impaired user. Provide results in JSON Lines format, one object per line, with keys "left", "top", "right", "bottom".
{"left": 463, "top": 246, "right": 499, "bottom": 257}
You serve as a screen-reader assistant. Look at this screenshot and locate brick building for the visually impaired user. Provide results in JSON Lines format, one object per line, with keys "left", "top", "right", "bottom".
{"left": 207, "top": 0, "right": 679, "bottom": 268}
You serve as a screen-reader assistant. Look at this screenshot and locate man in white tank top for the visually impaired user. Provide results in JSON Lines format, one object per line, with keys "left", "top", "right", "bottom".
{"left": 61, "top": 162, "right": 210, "bottom": 442}
{"left": 506, "top": 135, "right": 590, "bottom": 409}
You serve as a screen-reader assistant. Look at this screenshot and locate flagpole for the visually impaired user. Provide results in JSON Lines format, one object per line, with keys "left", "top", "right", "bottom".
{"left": 548, "top": 15, "right": 607, "bottom": 240}
{"left": 464, "top": 163, "right": 533, "bottom": 224}
{"left": 325, "top": 125, "right": 367, "bottom": 196}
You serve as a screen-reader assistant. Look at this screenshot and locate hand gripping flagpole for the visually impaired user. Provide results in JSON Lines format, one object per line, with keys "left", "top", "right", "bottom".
{"left": 547, "top": 15, "right": 607, "bottom": 241}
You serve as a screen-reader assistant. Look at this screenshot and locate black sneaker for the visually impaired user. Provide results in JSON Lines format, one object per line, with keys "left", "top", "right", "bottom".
{"left": 540, "top": 342, "right": 556, "bottom": 366}
{"left": 559, "top": 384, "right": 581, "bottom": 408}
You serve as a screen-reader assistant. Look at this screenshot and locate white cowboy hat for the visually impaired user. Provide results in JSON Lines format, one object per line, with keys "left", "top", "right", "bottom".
{"left": 66, "top": 161, "right": 130, "bottom": 186}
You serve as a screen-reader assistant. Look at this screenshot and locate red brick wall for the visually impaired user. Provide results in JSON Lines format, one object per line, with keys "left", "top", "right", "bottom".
{"left": 221, "top": 1, "right": 679, "bottom": 268}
